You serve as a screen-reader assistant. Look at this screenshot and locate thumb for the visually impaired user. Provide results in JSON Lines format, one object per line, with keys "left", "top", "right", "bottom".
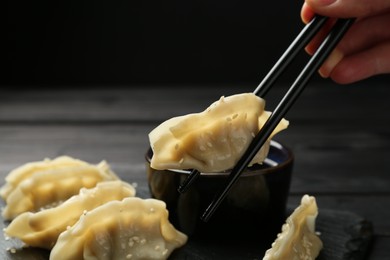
{"left": 304, "top": 0, "right": 390, "bottom": 18}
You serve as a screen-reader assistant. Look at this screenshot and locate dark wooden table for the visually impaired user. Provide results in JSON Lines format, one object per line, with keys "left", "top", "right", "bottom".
{"left": 0, "top": 83, "right": 388, "bottom": 259}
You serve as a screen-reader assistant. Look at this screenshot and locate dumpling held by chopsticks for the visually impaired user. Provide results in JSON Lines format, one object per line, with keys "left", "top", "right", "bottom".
{"left": 149, "top": 93, "right": 288, "bottom": 172}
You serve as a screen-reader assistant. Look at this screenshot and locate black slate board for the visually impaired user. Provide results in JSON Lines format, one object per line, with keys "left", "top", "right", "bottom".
{"left": 316, "top": 209, "right": 373, "bottom": 260}
{"left": 169, "top": 208, "right": 373, "bottom": 260}
{"left": 0, "top": 205, "right": 372, "bottom": 260}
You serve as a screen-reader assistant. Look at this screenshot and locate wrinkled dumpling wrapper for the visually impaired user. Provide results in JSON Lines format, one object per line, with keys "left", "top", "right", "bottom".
{"left": 4, "top": 181, "right": 136, "bottom": 249}
{"left": 149, "top": 93, "right": 288, "bottom": 172}
{"left": 263, "top": 195, "right": 323, "bottom": 260}
{"left": 0, "top": 156, "right": 89, "bottom": 200}
{"left": 2, "top": 160, "right": 119, "bottom": 220}
{"left": 50, "top": 197, "right": 188, "bottom": 260}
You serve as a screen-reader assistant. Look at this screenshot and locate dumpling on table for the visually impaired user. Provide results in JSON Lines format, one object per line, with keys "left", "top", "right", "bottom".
{"left": 2, "top": 159, "right": 119, "bottom": 220}
{"left": 263, "top": 195, "right": 323, "bottom": 260}
{"left": 4, "top": 181, "right": 136, "bottom": 249}
{"left": 149, "top": 93, "right": 288, "bottom": 172}
{"left": 50, "top": 197, "right": 188, "bottom": 260}
{"left": 0, "top": 156, "right": 89, "bottom": 200}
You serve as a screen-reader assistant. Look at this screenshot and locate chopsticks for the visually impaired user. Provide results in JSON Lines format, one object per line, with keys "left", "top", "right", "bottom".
{"left": 177, "top": 15, "right": 328, "bottom": 194}
{"left": 178, "top": 15, "right": 355, "bottom": 221}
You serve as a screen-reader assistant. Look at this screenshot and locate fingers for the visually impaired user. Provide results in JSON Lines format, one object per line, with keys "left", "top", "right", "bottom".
{"left": 329, "top": 12, "right": 390, "bottom": 58}
{"left": 319, "top": 12, "right": 390, "bottom": 78}
{"left": 318, "top": 48, "right": 344, "bottom": 78}
{"left": 304, "top": 18, "right": 337, "bottom": 55}
{"left": 303, "top": 0, "right": 390, "bottom": 18}
{"left": 301, "top": 3, "right": 316, "bottom": 24}
{"left": 329, "top": 41, "right": 390, "bottom": 84}
{"left": 300, "top": 0, "right": 390, "bottom": 83}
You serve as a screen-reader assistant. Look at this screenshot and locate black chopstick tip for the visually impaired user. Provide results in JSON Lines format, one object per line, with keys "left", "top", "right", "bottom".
{"left": 200, "top": 209, "right": 212, "bottom": 223}
{"left": 200, "top": 204, "right": 217, "bottom": 223}
{"left": 177, "top": 169, "right": 201, "bottom": 194}
{"left": 177, "top": 184, "right": 187, "bottom": 194}
{"left": 200, "top": 194, "right": 226, "bottom": 222}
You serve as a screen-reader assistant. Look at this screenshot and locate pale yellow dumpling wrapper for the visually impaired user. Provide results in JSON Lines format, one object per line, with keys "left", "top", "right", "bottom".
{"left": 263, "top": 195, "right": 323, "bottom": 260}
{"left": 0, "top": 156, "right": 90, "bottom": 200}
{"left": 149, "top": 93, "right": 288, "bottom": 172}
{"left": 4, "top": 181, "right": 136, "bottom": 249}
{"left": 2, "top": 160, "right": 119, "bottom": 220}
{"left": 50, "top": 197, "right": 188, "bottom": 260}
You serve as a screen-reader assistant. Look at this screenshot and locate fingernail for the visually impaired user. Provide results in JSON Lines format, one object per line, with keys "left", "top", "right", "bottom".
{"left": 319, "top": 48, "right": 344, "bottom": 77}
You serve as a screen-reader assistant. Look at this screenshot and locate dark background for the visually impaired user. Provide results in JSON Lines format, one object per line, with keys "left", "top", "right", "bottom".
{"left": 3, "top": 0, "right": 320, "bottom": 86}
{"left": 3, "top": 0, "right": 389, "bottom": 87}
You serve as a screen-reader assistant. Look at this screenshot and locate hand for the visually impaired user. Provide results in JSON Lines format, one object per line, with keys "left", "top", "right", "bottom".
{"left": 301, "top": 0, "right": 390, "bottom": 84}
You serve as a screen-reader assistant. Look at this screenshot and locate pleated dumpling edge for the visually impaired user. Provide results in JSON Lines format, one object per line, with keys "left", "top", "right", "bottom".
{"left": 149, "top": 93, "right": 288, "bottom": 172}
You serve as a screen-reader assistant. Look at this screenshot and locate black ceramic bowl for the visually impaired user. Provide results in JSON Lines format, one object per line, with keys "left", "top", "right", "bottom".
{"left": 145, "top": 140, "right": 293, "bottom": 243}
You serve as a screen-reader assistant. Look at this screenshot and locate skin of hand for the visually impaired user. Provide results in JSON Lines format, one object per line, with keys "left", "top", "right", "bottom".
{"left": 301, "top": 0, "right": 390, "bottom": 84}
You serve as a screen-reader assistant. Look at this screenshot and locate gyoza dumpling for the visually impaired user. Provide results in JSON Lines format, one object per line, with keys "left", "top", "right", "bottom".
{"left": 0, "top": 156, "right": 89, "bottom": 200}
{"left": 2, "top": 160, "right": 118, "bottom": 220}
{"left": 149, "top": 93, "right": 288, "bottom": 172}
{"left": 50, "top": 197, "right": 188, "bottom": 260}
{"left": 4, "top": 181, "right": 136, "bottom": 249}
{"left": 263, "top": 195, "right": 323, "bottom": 260}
